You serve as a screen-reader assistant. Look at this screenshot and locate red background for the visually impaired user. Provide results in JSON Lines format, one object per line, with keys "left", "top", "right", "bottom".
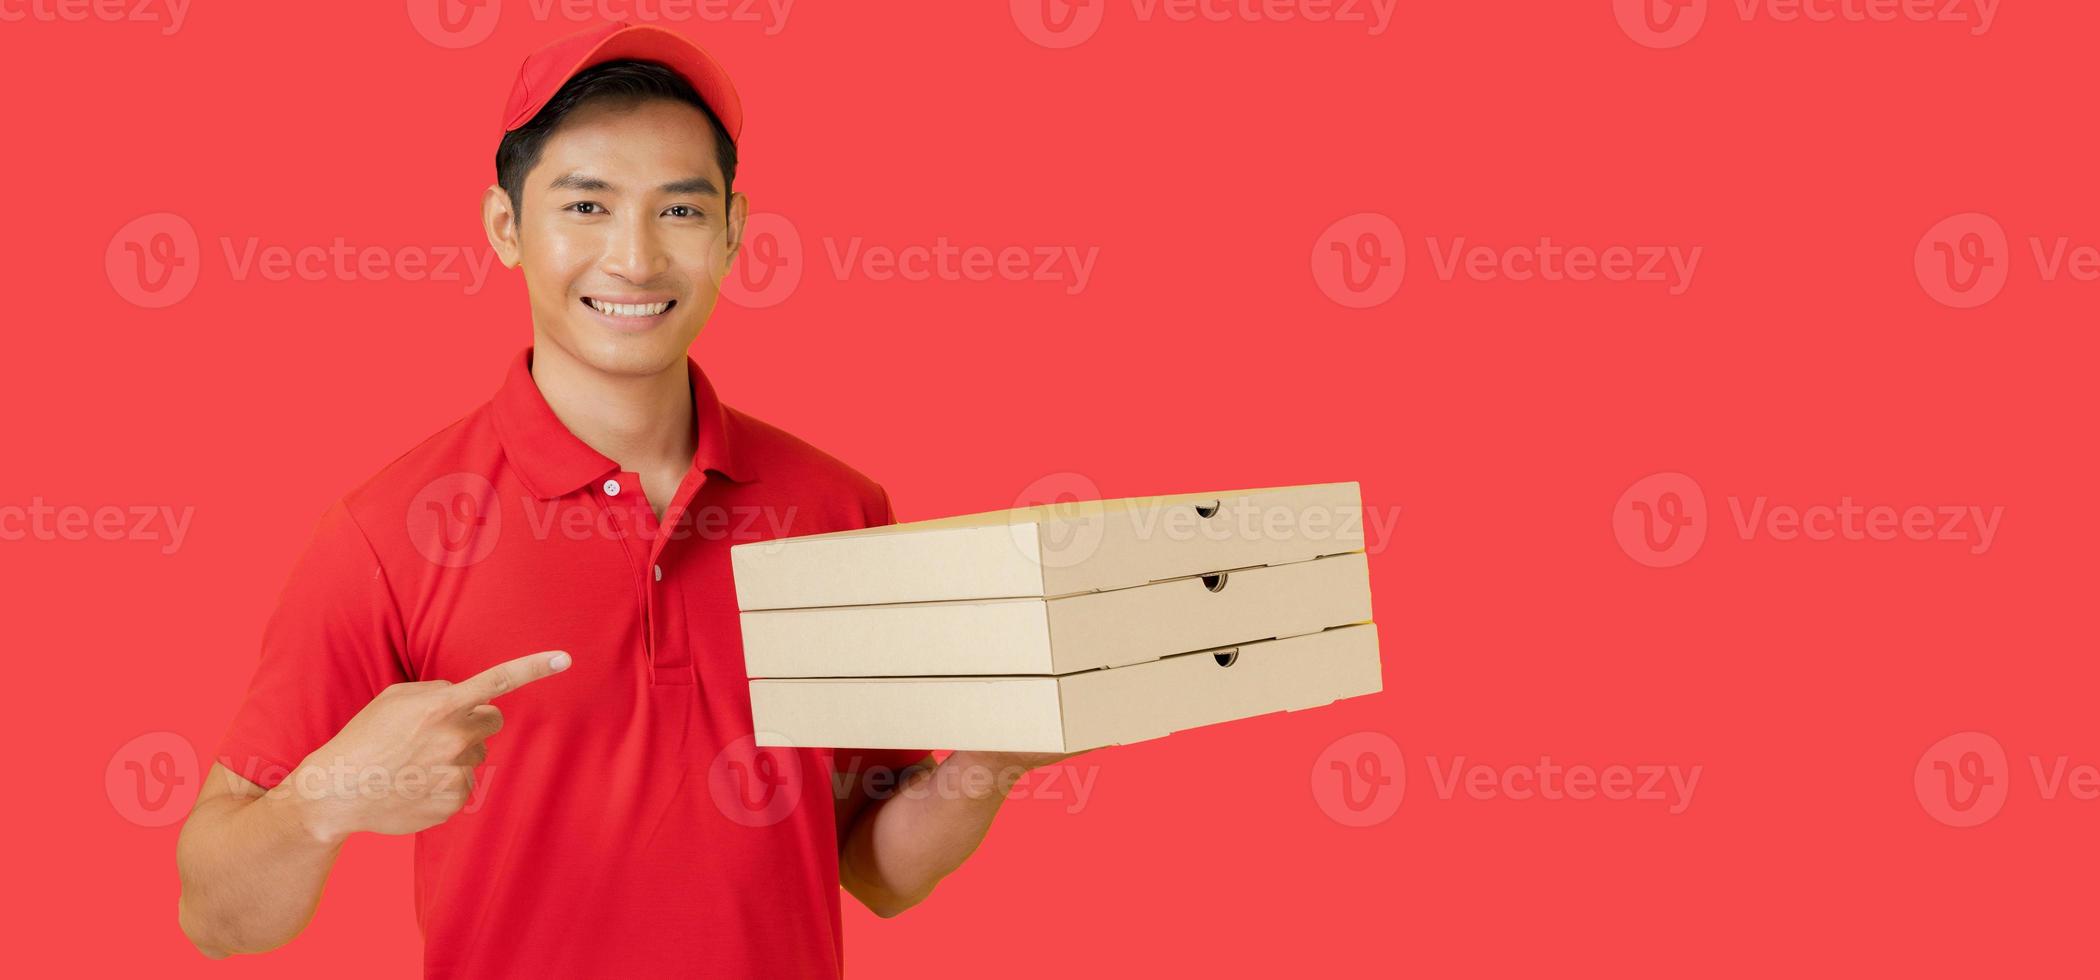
{"left": 5, "top": 0, "right": 2096, "bottom": 975}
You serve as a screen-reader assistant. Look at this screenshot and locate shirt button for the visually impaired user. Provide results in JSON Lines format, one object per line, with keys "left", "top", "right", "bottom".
{"left": 602, "top": 479, "right": 622, "bottom": 496}
{"left": 653, "top": 564, "right": 663, "bottom": 582}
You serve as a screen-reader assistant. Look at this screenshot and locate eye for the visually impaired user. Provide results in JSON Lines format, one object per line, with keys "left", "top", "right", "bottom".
{"left": 663, "top": 205, "right": 702, "bottom": 219}
{"left": 564, "top": 202, "right": 604, "bottom": 215}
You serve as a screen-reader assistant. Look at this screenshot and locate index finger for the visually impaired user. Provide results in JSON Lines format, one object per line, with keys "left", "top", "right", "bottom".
{"left": 446, "top": 650, "right": 572, "bottom": 708}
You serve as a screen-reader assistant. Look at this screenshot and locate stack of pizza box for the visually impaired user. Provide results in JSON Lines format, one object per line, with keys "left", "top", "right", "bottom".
{"left": 729, "top": 483, "right": 1382, "bottom": 753}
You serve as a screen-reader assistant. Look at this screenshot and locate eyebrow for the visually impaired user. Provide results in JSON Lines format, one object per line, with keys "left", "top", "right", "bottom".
{"left": 545, "top": 172, "right": 720, "bottom": 197}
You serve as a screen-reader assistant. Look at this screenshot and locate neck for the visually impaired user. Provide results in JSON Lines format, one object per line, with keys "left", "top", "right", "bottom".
{"left": 527, "top": 340, "right": 697, "bottom": 473}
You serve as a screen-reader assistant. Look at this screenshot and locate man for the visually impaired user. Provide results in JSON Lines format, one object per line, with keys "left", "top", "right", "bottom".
{"left": 175, "top": 22, "right": 1066, "bottom": 978}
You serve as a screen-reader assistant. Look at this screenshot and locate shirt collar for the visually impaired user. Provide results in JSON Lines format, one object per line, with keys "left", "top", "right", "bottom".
{"left": 490, "top": 346, "right": 755, "bottom": 500}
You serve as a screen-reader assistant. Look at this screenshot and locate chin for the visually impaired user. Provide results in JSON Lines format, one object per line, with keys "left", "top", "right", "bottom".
{"left": 553, "top": 324, "right": 697, "bottom": 379}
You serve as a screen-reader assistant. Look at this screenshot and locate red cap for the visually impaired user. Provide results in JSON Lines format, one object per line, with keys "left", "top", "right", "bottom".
{"left": 501, "top": 21, "right": 744, "bottom": 141}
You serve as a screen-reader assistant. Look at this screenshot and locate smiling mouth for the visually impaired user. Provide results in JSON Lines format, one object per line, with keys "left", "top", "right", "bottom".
{"left": 582, "top": 297, "right": 676, "bottom": 317}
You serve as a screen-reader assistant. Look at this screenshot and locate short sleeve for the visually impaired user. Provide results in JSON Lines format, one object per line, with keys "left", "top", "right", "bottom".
{"left": 214, "top": 499, "right": 409, "bottom": 790}
{"left": 871, "top": 482, "right": 898, "bottom": 529}
{"left": 834, "top": 483, "right": 934, "bottom": 773}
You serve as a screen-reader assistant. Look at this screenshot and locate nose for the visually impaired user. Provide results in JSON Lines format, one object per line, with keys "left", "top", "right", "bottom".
{"left": 599, "top": 211, "right": 668, "bottom": 285}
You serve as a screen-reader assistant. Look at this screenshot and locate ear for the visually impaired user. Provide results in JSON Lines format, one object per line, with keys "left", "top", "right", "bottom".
{"left": 706, "top": 189, "right": 751, "bottom": 286}
{"left": 482, "top": 184, "right": 522, "bottom": 269}
{"left": 724, "top": 188, "right": 749, "bottom": 265}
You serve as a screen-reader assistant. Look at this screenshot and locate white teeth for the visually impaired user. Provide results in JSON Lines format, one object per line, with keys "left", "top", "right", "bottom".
{"left": 588, "top": 299, "right": 671, "bottom": 317}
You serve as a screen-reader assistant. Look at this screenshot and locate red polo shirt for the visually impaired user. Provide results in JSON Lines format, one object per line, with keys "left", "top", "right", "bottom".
{"left": 215, "top": 347, "right": 927, "bottom": 979}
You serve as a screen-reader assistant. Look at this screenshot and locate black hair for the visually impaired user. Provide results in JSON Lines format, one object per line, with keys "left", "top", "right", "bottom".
{"left": 494, "top": 59, "right": 738, "bottom": 215}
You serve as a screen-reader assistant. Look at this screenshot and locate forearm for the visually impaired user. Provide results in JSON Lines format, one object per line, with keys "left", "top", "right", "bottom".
{"left": 176, "top": 780, "right": 344, "bottom": 957}
{"left": 839, "top": 752, "right": 1022, "bottom": 917}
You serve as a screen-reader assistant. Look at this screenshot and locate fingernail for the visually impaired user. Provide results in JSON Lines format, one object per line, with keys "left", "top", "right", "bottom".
{"left": 549, "top": 651, "right": 572, "bottom": 672}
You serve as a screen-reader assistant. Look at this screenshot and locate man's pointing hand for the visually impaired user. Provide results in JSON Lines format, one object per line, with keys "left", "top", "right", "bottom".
{"left": 282, "top": 651, "right": 572, "bottom": 844}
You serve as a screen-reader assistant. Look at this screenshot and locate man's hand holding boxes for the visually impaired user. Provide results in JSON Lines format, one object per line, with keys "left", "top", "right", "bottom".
{"left": 730, "top": 483, "right": 1383, "bottom": 752}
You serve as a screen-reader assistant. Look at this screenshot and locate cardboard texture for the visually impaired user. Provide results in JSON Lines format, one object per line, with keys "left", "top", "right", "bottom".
{"left": 749, "top": 625, "right": 1384, "bottom": 753}
{"left": 731, "top": 482, "right": 1384, "bottom": 751}
{"left": 729, "top": 482, "right": 1366, "bottom": 610}
{"left": 741, "top": 552, "right": 1373, "bottom": 677}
